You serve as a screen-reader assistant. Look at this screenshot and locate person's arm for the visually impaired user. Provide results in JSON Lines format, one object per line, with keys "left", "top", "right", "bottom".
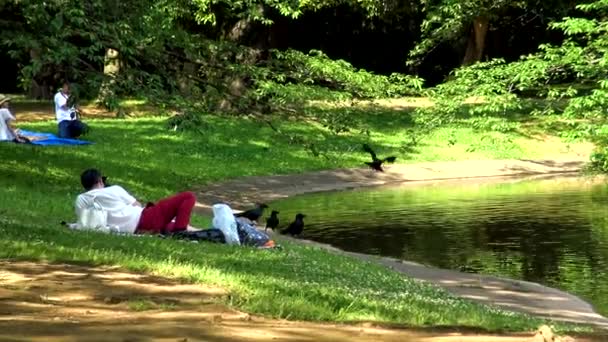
{"left": 114, "top": 186, "right": 143, "bottom": 207}
{"left": 55, "top": 93, "right": 69, "bottom": 110}
{"left": 74, "top": 195, "right": 87, "bottom": 218}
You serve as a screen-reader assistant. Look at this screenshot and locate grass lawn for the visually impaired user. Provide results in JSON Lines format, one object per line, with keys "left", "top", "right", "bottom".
{"left": 0, "top": 101, "right": 594, "bottom": 332}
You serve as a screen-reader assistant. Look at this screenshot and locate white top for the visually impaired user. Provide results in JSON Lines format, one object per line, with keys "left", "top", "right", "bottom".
{"left": 54, "top": 91, "right": 75, "bottom": 122}
{"left": 75, "top": 185, "right": 144, "bottom": 234}
{"left": 0, "top": 108, "right": 16, "bottom": 141}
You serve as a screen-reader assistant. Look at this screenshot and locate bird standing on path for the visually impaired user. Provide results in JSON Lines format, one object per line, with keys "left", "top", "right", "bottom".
{"left": 265, "top": 210, "right": 280, "bottom": 232}
{"left": 281, "top": 213, "right": 306, "bottom": 237}
{"left": 362, "top": 144, "right": 396, "bottom": 172}
{"left": 235, "top": 203, "right": 268, "bottom": 223}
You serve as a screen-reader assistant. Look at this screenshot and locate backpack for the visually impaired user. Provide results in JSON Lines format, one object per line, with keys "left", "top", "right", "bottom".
{"left": 235, "top": 219, "right": 273, "bottom": 248}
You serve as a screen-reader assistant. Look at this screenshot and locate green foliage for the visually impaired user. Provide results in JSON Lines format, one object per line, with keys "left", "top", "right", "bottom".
{"left": 412, "top": 0, "right": 608, "bottom": 174}
{"left": 589, "top": 125, "right": 608, "bottom": 172}
{"left": 590, "top": 147, "right": 608, "bottom": 173}
{"left": 409, "top": 0, "right": 579, "bottom": 65}
{"left": 469, "top": 117, "right": 520, "bottom": 133}
{"left": 257, "top": 49, "right": 424, "bottom": 103}
{"left": 412, "top": 54, "right": 564, "bottom": 129}
{"left": 153, "top": 45, "right": 424, "bottom": 137}
{"left": 191, "top": 0, "right": 301, "bottom": 25}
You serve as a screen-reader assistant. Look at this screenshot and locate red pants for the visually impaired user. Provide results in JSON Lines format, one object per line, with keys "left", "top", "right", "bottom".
{"left": 136, "top": 192, "right": 196, "bottom": 234}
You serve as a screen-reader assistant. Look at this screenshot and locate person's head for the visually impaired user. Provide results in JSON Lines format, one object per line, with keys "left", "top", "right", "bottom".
{"left": 61, "top": 82, "right": 70, "bottom": 95}
{"left": 80, "top": 168, "right": 105, "bottom": 191}
{"left": 0, "top": 95, "right": 11, "bottom": 109}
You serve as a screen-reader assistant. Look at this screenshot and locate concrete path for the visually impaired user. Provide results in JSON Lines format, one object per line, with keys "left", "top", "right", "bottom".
{"left": 290, "top": 238, "right": 608, "bottom": 329}
{"left": 194, "top": 158, "right": 588, "bottom": 215}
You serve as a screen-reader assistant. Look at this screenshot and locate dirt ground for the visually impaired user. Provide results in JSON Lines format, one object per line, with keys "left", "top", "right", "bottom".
{"left": 1, "top": 261, "right": 603, "bottom": 342}
{"left": 10, "top": 102, "right": 149, "bottom": 122}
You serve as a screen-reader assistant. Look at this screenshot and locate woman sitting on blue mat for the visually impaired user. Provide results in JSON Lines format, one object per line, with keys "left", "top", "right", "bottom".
{"left": 0, "top": 95, "right": 29, "bottom": 144}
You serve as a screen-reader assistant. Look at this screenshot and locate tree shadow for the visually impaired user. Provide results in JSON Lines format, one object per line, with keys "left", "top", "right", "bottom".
{"left": 5, "top": 260, "right": 594, "bottom": 342}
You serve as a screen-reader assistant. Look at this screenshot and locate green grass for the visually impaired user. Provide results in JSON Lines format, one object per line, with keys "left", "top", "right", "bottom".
{"left": 0, "top": 103, "right": 594, "bottom": 333}
{"left": 0, "top": 220, "right": 582, "bottom": 332}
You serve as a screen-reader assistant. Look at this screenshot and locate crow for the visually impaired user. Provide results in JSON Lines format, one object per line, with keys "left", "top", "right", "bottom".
{"left": 362, "top": 144, "right": 396, "bottom": 172}
{"left": 280, "top": 213, "right": 306, "bottom": 237}
{"left": 235, "top": 203, "right": 268, "bottom": 222}
{"left": 265, "top": 210, "right": 280, "bottom": 232}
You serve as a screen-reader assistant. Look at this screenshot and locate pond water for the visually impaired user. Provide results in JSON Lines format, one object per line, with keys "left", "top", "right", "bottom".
{"left": 271, "top": 175, "right": 608, "bottom": 316}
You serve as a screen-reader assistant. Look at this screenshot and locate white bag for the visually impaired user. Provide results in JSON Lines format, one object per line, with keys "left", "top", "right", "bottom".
{"left": 212, "top": 203, "right": 241, "bottom": 245}
{"left": 76, "top": 198, "right": 109, "bottom": 232}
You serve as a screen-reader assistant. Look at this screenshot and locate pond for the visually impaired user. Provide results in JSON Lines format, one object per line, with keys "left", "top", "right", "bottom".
{"left": 271, "top": 175, "right": 608, "bottom": 316}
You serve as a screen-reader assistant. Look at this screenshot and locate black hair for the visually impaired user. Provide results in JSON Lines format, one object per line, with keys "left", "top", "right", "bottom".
{"left": 80, "top": 168, "right": 103, "bottom": 191}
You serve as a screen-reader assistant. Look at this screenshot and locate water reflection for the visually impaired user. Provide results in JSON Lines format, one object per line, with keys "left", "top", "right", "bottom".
{"left": 272, "top": 176, "right": 608, "bottom": 315}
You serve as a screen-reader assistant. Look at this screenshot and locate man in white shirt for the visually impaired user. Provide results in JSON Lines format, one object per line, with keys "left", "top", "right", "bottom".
{"left": 54, "top": 82, "right": 87, "bottom": 138}
{"left": 75, "top": 169, "right": 197, "bottom": 234}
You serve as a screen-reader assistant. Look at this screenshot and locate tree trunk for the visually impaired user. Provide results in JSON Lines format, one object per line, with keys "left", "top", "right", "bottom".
{"left": 178, "top": 62, "right": 196, "bottom": 96}
{"left": 227, "top": 17, "right": 254, "bottom": 42}
{"left": 220, "top": 5, "right": 269, "bottom": 114}
{"left": 103, "top": 48, "right": 120, "bottom": 76}
{"left": 462, "top": 16, "right": 489, "bottom": 66}
{"left": 98, "top": 48, "right": 120, "bottom": 110}
{"left": 27, "top": 49, "right": 51, "bottom": 99}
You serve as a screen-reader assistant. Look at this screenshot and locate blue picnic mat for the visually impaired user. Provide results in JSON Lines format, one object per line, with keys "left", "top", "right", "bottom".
{"left": 19, "top": 130, "right": 92, "bottom": 146}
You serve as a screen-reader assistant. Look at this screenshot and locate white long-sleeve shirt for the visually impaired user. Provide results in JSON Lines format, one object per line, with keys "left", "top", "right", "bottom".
{"left": 0, "top": 108, "right": 16, "bottom": 141}
{"left": 75, "top": 185, "right": 144, "bottom": 234}
{"left": 54, "top": 91, "right": 75, "bottom": 122}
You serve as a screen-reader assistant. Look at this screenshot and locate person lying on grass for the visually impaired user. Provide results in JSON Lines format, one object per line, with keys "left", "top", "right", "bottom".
{"left": 0, "top": 95, "right": 29, "bottom": 143}
{"left": 75, "top": 168, "right": 197, "bottom": 235}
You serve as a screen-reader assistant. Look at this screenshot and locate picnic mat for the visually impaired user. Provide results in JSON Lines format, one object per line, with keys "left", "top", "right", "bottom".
{"left": 19, "top": 130, "right": 92, "bottom": 146}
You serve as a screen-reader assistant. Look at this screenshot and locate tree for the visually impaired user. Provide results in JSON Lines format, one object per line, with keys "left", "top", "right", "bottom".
{"left": 409, "top": 0, "right": 580, "bottom": 67}
{"left": 414, "top": 0, "right": 608, "bottom": 171}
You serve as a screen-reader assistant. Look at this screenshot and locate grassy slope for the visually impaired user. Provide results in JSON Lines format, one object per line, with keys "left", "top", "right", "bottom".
{"left": 0, "top": 104, "right": 592, "bottom": 332}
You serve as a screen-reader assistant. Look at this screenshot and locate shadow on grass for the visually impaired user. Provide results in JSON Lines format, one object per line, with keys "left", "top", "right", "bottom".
{"left": 7, "top": 256, "right": 593, "bottom": 342}
{"left": 0, "top": 216, "right": 555, "bottom": 332}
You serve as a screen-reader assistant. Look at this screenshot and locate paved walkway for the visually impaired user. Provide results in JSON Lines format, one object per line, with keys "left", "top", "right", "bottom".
{"left": 289, "top": 238, "right": 608, "bottom": 328}
{"left": 194, "top": 158, "right": 588, "bottom": 215}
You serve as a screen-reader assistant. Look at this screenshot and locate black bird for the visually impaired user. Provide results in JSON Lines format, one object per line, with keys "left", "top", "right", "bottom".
{"left": 265, "top": 210, "right": 280, "bottom": 232}
{"left": 235, "top": 203, "right": 268, "bottom": 222}
{"left": 281, "top": 213, "right": 306, "bottom": 237}
{"left": 362, "top": 144, "right": 396, "bottom": 172}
